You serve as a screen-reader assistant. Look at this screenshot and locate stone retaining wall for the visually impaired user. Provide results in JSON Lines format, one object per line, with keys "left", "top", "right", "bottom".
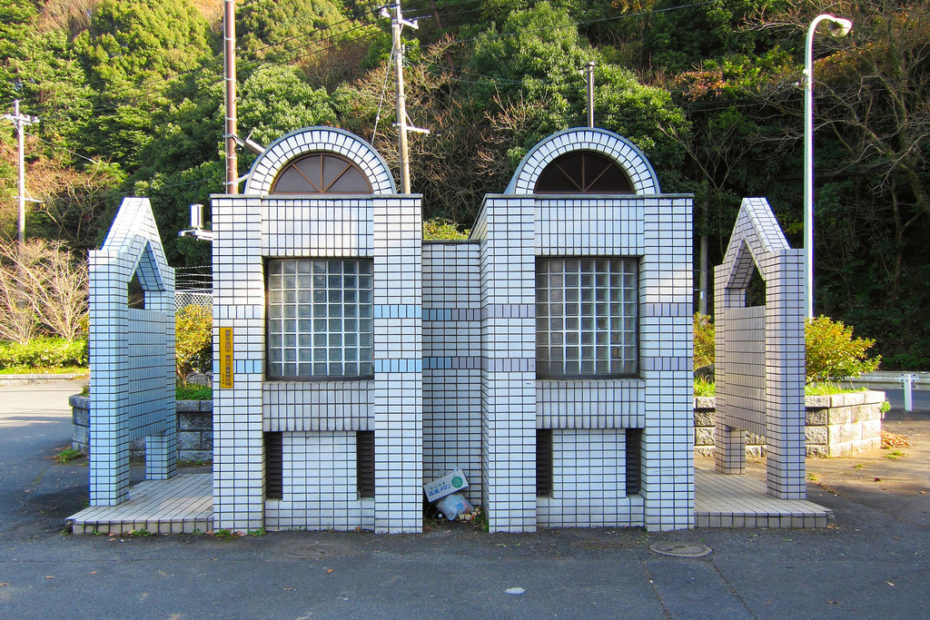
{"left": 71, "top": 390, "right": 885, "bottom": 462}
{"left": 694, "top": 391, "right": 886, "bottom": 457}
{"left": 70, "top": 395, "right": 212, "bottom": 462}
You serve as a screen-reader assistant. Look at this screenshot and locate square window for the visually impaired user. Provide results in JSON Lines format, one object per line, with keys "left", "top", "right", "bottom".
{"left": 266, "top": 258, "right": 374, "bottom": 379}
{"left": 536, "top": 257, "right": 638, "bottom": 377}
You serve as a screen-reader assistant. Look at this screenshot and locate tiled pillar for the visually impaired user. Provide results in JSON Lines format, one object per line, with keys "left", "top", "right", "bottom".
{"left": 145, "top": 287, "right": 177, "bottom": 480}
{"left": 372, "top": 196, "right": 423, "bottom": 534}
{"left": 88, "top": 256, "right": 130, "bottom": 506}
{"left": 713, "top": 263, "right": 746, "bottom": 475}
{"left": 640, "top": 198, "right": 694, "bottom": 531}
{"left": 212, "top": 195, "right": 265, "bottom": 531}
{"left": 479, "top": 197, "right": 536, "bottom": 533}
{"left": 763, "top": 251, "right": 806, "bottom": 498}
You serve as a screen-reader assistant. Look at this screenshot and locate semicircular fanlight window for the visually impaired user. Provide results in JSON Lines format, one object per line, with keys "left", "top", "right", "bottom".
{"left": 271, "top": 153, "right": 372, "bottom": 194}
{"left": 534, "top": 150, "right": 634, "bottom": 194}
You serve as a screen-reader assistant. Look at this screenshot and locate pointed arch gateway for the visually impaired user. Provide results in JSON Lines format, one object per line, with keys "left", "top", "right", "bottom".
{"left": 714, "top": 197, "right": 806, "bottom": 500}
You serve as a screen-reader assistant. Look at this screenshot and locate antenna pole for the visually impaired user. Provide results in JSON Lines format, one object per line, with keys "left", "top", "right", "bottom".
{"left": 586, "top": 61, "right": 595, "bottom": 128}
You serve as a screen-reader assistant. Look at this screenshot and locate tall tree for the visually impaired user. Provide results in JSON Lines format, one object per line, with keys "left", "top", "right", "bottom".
{"left": 76, "top": 0, "right": 215, "bottom": 168}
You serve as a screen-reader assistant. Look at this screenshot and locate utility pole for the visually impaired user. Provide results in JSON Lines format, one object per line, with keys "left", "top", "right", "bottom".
{"left": 383, "top": 2, "right": 428, "bottom": 194}
{"left": 223, "top": 0, "right": 238, "bottom": 194}
{"left": 3, "top": 100, "right": 40, "bottom": 244}
{"left": 585, "top": 61, "right": 595, "bottom": 128}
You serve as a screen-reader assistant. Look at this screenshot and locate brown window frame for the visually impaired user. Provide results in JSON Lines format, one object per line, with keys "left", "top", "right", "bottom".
{"left": 271, "top": 153, "right": 372, "bottom": 195}
{"left": 534, "top": 150, "right": 634, "bottom": 194}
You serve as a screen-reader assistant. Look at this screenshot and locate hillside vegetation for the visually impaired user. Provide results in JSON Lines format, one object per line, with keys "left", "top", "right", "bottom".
{"left": 1, "top": 0, "right": 928, "bottom": 368}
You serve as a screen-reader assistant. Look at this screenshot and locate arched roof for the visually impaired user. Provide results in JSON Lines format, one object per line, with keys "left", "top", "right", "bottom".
{"left": 244, "top": 127, "right": 396, "bottom": 195}
{"left": 505, "top": 127, "right": 660, "bottom": 195}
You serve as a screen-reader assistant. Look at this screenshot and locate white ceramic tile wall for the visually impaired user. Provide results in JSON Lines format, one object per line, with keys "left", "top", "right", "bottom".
{"left": 214, "top": 128, "right": 423, "bottom": 533}
{"left": 264, "top": 431, "right": 374, "bottom": 531}
{"left": 715, "top": 197, "right": 806, "bottom": 499}
{"left": 89, "top": 197, "right": 176, "bottom": 506}
{"left": 537, "top": 429, "right": 645, "bottom": 527}
{"left": 208, "top": 125, "right": 696, "bottom": 533}
{"left": 372, "top": 196, "right": 423, "bottom": 533}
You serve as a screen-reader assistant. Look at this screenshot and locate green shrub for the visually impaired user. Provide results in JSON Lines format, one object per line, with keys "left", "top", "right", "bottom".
{"left": 423, "top": 218, "right": 469, "bottom": 240}
{"left": 0, "top": 336, "right": 88, "bottom": 370}
{"left": 176, "top": 304, "right": 212, "bottom": 381}
{"left": 176, "top": 384, "right": 212, "bottom": 401}
{"left": 806, "top": 315, "right": 880, "bottom": 384}
{"left": 693, "top": 313, "right": 715, "bottom": 368}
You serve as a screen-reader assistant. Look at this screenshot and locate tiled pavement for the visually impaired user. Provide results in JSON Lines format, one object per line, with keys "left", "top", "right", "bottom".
{"left": 68, "top": 474, "right": 213, "bottom": 535}
{"left": 67, "top": 465, "right": 832, "bottom": 535}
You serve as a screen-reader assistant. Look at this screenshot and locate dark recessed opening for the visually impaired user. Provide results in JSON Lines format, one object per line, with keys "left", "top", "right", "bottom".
{"left": 625, "top": 428, "right": 642, "bottom": 495}
{"left": 537, "top": 429, "right": 553, "bottom": 497}
{"left": 357, "top": 431, "right": 375, "bottom": 498}
{"left": 265, "top": 432, "right": 283, "bottom": 500}
{"left": 127, "top": 271, "right": 145, "bottom": 309}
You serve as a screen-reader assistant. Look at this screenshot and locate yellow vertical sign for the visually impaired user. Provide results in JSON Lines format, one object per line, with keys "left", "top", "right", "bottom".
{"left": 219, "top": 327, "right": 234, "bottom": 389}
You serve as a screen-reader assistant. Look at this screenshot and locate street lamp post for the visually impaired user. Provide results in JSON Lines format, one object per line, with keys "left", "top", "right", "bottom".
{"left": 804, "top": 13, "right": 852, "bottom": 319}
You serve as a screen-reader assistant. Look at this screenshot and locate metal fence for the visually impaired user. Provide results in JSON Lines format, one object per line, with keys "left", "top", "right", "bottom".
{"left": 175, "top": 289, "right": 212, "bottom": 312}
{"left": 175, "top": 265, "right": 212, "bottom": 312}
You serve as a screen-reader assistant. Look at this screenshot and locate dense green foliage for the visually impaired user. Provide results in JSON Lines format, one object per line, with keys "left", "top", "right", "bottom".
{"left": 692, "top": 313, "right": 881, "bottom": 383}
{"left": 805, "top": 315, "right": 881, "bottom": 384}
{"left": 175, "top": 303, "right": 212, "bottom": 380}
{"left": 693, "top": 313, "right": 715, "bottom": 368}
{"left": 0, "top": 336, "right": 88, "bottom": 370}
{"left": 1, "top": 0, "right": 928, "bottom": 368}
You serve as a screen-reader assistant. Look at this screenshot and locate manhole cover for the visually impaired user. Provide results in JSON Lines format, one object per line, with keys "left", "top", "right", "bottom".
{"left": 285, "top": 542, "right": 339, "bottom": 560}
{"left": 649, "top": 541, "right": 712, "bottom": 558}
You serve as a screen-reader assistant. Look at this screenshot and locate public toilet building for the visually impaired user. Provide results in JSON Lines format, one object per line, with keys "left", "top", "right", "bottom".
{"left": 210, "top": 125, "right": 693, "bottom": 534}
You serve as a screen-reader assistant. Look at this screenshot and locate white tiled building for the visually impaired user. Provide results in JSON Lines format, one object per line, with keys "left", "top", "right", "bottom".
{"left": 211, "top": 126, "right": 693, "bottom": 533}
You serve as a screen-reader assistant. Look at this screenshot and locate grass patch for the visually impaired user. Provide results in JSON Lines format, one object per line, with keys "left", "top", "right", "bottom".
{"left": 805, "top": 382, "right": 865, "bottom": 396}
{"left": 693, "top": 380, "right": 870, "bottom": 397}
{"left": 693, "top": 377, "right": 715, "bottom": 397}
{"left": 176, "top": 384, "right": 212, "bottom": 400}
{"left": 54, "top": 447, "right": 85, "bottom": 463}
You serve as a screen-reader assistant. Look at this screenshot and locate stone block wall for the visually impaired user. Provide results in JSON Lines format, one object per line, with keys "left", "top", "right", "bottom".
{"left": 694, "top": 391, "right": 885, "bottom": 457}
{"left": 805, "top": 392, "right": 885, "bottom": 456}
{"left": 71, "top": 395, "right": 212, "bottom": 462}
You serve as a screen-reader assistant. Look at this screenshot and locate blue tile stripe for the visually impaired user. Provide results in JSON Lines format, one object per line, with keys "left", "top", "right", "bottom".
{"left": 482, "top": 304, "right": 534, "bottom": 319}
{"left": 422, "top": 308, "right": 481, "bottom": 322}
{"left": 233, "top": 359, "right": 263, "bottom": 374}
{"left": 374, "top": 358, "right": 423, "bottom": 373}
{"left": 482, "top": 357, "right": 536, "bottom": 373}
{"left": 373, "top": 304, "right": 422, "bottom": 319}
{"left": 640, "top": 302, "right": 691, "bottom": 317}
{"left": 422, "top": 356, "right": 482, "bottom": 370}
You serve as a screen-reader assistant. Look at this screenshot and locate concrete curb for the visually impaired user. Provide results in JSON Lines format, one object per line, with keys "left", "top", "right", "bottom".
{"left": 0, "top": 373, "right": 89, "bottom": 386}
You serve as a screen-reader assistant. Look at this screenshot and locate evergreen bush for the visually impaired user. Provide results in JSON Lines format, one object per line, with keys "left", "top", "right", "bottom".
{"left": 175, "top": 304, "right": 212, "bottom": 381}
{"left": 0, "top": 337, "right": 88, "bottom": 370}
{"left": 805, "top": 315, "right": 881, "bottom": 384}
{"left": 693, "top": 313, "right": 715, "bottom": 368}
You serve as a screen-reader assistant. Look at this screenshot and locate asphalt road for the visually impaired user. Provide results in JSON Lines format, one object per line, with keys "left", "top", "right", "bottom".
{"left": 0, "top": 381, "right": 928, "bottom": 619}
